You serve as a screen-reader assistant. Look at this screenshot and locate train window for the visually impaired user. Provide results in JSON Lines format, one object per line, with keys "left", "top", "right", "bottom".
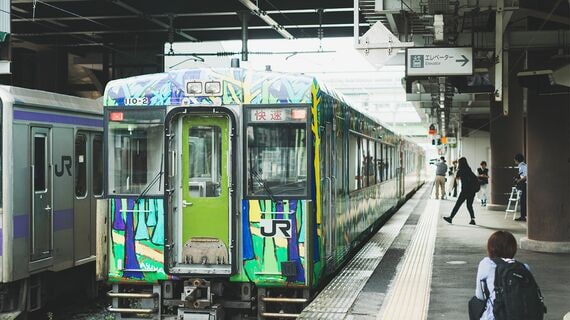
{"left": 362, "top": 139, "right": 375, "bottom": 187}
{"left": 385, "top": 145, "right": 389, "bottom": 180}
{"left": 349, "top": 134, "right": 359, "bottom": 191}
{"left": 246, "top": 124, "right": 307, "bottom": 197}
{"left": 93, "top": 134, "right": 103, "bottom": 196}
{"left": 335, "top": 127, "right": 345, "bottom": 194}
{"left": 107, "top": 109, "right": 165, "bottom": 195}
{"left": 33, "top": 135, "right": 47, "bottom": 191}
{"left": 75, "top": 133, "right": 87, "bottom": 197}
{"left": 369, "top": 141, "right": 376, "bottom": 185}
{"left": 188, "top": 126, "right": 222, "bottom": 197}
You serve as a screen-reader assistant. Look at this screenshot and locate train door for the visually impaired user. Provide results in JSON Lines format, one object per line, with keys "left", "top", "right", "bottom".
{"left": 322, "top": 123, "right": 335, "bottom": 261}
{"left": 74, "top": 131, "right": 102, "bottom": 262}
{"left": 176, "top": 113, "right": 233, "bottom": 274}
{"left": 31, "top": 127, "right": 52, "bottom": 261}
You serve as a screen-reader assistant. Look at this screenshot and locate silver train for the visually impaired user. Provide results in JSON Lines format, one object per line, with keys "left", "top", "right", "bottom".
{"left": 0, "top": 86, "right": 103, "bottom": 315}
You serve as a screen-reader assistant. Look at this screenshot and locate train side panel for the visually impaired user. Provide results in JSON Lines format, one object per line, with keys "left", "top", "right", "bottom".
{"left": 107, "top": 197, "right": 168, "bottom": 283}
{"left": 0, "top": 87, "right": 102, "bottom": 313}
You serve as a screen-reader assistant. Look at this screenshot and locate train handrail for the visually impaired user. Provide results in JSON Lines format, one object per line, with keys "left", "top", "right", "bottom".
{"left": 260, "top": 211, "right": 295, "bottom": 215}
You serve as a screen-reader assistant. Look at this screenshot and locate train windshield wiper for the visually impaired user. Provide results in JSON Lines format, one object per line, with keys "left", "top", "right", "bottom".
{"left": 135, "top": 155, "right": 163, "bottom": 204}
{"left": 251, "top": 169, "right": 276, "bottom": 202}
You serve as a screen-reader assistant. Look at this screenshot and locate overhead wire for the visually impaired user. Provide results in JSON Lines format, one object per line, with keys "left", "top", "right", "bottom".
{"left": 0, "top": 8, "right": 159, "bottom": 66}
{"left": 34, "top": 0, "right": 110, "bottom": 29}
{"left": 262, "top": 0, "right": 310, "bottom": 38}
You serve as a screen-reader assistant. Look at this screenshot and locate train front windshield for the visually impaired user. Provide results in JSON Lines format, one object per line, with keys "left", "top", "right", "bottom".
{"left": 245, "top": 106, "right": 308, "bottom": 198}
{"left": 106, "top": 109, "right": 165, "bottom": 196}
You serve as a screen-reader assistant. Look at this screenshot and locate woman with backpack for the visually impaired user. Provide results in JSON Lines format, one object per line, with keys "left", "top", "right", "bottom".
{"left": 443, "top": 157, "right": 479, "bottom": 225}
{"left": 472, "top": 231, "right": 546, "bottom": 320}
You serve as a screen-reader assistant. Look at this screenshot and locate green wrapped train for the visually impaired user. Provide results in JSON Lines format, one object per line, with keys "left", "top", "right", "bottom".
{"left": 101, "top": 68, "right": 424, "bottom": 319}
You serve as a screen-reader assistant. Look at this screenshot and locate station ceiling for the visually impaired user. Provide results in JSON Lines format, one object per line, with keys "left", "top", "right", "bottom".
{"left": 11, "top": 0, "right": 361, "bottom": 51}
{"left": 8, "top": 0, "right": 569, "bottom": 138}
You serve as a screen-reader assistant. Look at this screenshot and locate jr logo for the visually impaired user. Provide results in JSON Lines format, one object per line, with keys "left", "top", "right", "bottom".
{"left": 54, "top": 155, "right": 72, "bottom": 177}
{"left": 260, "top": 219, "right": 292, "bottom": 238}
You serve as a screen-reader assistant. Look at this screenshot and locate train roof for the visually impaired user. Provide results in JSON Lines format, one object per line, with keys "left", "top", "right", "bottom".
{"left": 0, "top": 85, "right": 102, "bottom": 115}
{"left": 103, "top": 68, "right": 347, "bottom": 107}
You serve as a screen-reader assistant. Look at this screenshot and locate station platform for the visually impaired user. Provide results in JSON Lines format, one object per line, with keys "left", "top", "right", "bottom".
{"left": 299, "top": 183, "right": 570, "bottom": 319}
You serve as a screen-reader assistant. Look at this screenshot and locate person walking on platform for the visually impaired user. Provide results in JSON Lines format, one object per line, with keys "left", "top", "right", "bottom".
{"left": 434, "top": 156, "right": 448, "bottom": 200}
{"left": 514, "top": 154, "right": 527, "bottom": 222}
{"left": 477, "top": 161, "right": 489, "bottom": 207}
{"left": 443, "top": 157, "right": 478, "bottom": 225}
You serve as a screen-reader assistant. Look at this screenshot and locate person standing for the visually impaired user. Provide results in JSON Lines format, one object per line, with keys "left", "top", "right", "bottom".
{"left": 477, "top": 161, "right": 489, "bottom": 207}
{"left": 448, "top": 160, "right": 458, "bottom": 198}
{"left": 443, "top": 157, "right": 477, "bottom": 225}
{"left": 435, "top": 156, "right": 448, "bottom": 200}
{"left": 514, "top": 153, "right": 527, "bottom": 222}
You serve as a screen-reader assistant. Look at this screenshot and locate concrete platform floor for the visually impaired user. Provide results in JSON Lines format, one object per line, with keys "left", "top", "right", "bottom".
{"left": 430, "top": 188, "right": 570, "bottom": 320}
{"left": 303, "top": 182, "right": 570, "bottom": 319}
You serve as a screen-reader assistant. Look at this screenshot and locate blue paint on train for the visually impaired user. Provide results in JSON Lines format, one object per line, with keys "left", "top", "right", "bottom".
{"left": 241, "top": 201, "right": 254, "bottom": 260}
{"left": 53, "top": 209, "right": 74, "bottom": 231}
{"left": 12, "top": 210, "right": 74, "bottom": 240}
{"left": 13, "top": 110, "right": 103, "bottom": 127}
{"left": 13, "top": 214, "right": 28, "bottom": 239}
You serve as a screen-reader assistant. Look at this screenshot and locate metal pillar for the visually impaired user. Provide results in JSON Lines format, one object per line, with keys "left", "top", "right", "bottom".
{"left": 239, "top": 11, "right": 250, "bottom": 62}
{"left": 520, "top": 50, "right": 570, "bottom": 253}
{"left": 494, "top": 0, "right": 504, "bottom": 103}
{"left": 489, "top": 50, "right": 525, "bottom": 207}
{"left": 353, "top": 0, "right": 359, "bottom": 45}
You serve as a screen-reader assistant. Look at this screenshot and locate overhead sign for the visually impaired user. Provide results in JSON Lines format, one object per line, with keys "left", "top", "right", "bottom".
{"left": 406, "top": 47, "right": 473, "bottom": 76}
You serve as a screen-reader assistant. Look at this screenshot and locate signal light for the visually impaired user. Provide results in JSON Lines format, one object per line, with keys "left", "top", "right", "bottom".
{"left": 109, "top": 112, "right": 124, "bottom": 121}
{"left": 291, "top": 109, "right": 307, "bottom": 120}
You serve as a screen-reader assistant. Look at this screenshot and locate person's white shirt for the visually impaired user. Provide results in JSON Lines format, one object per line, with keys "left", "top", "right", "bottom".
{"left": 475, "top": 257, "right": 529, "bottom": 320}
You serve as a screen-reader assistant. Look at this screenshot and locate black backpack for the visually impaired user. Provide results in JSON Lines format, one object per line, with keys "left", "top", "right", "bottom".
{"left": 466, "top": 170, "right": 480, "bottom": 193}
{"left": 492, "top": 258, "right": 547, "bottom": 320}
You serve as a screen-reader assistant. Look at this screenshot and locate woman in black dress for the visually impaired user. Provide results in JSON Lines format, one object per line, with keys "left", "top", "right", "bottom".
{"left": 443, "top": 157, "right": 477, "bottom": 225}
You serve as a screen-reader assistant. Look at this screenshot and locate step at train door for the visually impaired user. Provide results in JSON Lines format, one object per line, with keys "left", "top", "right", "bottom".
{"left": 176, "top": 112, "right": 233, "bottom": 275}
{"left": 31, "top": 127, "right": 53, "bottom": 261}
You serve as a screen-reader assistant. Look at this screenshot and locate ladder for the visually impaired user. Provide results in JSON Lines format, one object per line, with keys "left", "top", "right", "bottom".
{"left": 505, "top": 187, "right": 520, "bottom": 220}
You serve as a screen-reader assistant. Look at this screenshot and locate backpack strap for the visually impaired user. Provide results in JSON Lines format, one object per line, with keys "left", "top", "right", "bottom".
{"left": 491, "top": 258, "right": 508, "bottom": 289}
{"left": 480, "top": 279, "right": 490, "bottom": 300}
{"left": 491, "top": 257, "right": 507, "bottom": 267}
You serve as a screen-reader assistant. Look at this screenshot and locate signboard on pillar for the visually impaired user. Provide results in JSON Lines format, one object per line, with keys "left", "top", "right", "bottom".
{"left": 406, "top": 47, "right": 473, "bottom": 76}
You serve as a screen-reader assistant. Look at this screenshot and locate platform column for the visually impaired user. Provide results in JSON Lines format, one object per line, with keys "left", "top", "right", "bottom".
{"left": 520, "top": 51, "right": 570, "bottom": 253}
{"left": 489, "top": 50, "right": 525, "bottom": 207}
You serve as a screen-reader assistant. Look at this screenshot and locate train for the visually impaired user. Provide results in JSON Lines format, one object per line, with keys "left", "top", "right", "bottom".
{"left": 0, "top": 86, "right": 103, "bottom": 315}
{"left": 101, "top": 68, "right": 425, "bottom": 319}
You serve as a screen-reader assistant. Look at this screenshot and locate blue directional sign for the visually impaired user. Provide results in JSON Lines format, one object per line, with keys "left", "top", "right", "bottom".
{"left": 406, "top": 47, "right": 473, "bottom": 76}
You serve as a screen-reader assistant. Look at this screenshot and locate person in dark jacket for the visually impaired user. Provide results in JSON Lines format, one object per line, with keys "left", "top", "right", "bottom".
{"left": 443, "top": 157, "right": 477, "bottom": 225}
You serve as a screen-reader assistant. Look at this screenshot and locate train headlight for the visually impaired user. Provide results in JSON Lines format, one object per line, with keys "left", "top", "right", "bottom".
{"left": 186, "top": 81, "right": 203, "bottom": 95}
{"left": 205, "top": 81, "right": 222, "bottom": 95}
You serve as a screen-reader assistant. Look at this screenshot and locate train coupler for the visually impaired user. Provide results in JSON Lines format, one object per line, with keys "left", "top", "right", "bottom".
{"left": 182, "top": 278, "right": 212, "bottom": 309}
